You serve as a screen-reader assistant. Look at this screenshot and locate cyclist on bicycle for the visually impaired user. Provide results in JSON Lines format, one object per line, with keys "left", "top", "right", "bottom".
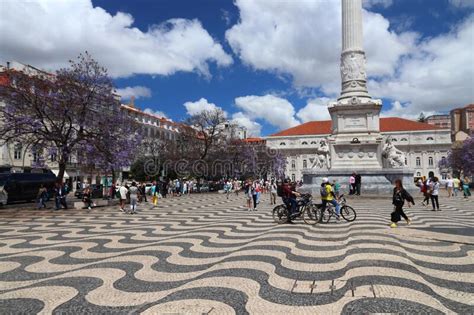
{"left": 320, "top": 177, "right": 340, "bottom": 221}
{"left": 282, "top": 179, "right": 300, "bottom": 223}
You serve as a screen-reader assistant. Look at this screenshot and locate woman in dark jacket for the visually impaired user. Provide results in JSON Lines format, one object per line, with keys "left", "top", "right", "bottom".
{"left": 391, "top": 179, "right": 415, "bottom": 228}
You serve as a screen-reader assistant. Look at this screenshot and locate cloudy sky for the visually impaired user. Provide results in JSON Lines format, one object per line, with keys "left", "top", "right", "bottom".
{"left": 1, "top": 0, "right": 473, "bottom": 136}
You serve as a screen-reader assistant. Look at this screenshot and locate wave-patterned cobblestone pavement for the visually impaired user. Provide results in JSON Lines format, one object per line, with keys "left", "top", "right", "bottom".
{"left": 0, "top": 193, "right": 473, "bottom": 314}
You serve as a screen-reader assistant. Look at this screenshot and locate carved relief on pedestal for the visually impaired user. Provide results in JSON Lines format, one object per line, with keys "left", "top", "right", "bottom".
{"left": 382, "top": 136, "right": 405, "bottom": 168}
{"left": 340, "top": 52, "right": 366, "bottom": 83}
{"left": 310, "top": 139, "right": 331, "bottom": 169}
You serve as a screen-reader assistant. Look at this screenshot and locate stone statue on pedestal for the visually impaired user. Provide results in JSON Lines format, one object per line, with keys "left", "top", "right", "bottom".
{"left": 382, "top": 137, "right": 405, "bottom": 168}
{"left": 311, "top": 139, "right": 331, "bottom": 169}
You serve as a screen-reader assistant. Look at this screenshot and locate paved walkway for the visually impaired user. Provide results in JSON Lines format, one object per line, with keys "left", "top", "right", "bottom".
{"left": 0, "top": 193, "right": 473, "bottom": 314}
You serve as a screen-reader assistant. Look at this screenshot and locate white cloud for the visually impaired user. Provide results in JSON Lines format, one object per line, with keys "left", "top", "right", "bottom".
{"left": 226, "top": 0, "right": 416, "bottom": 95}
{"left": 183, "top": 98, "right": 224, "bottom": 116}
{"left": 371, "top": 15, "right": 474, "bottom": 114}
{"left": 296, "top": 97, "right": 333, "bottom": 122}
{"left": 227, "top": 0, "right": 473, "bottom": 117}
{"left": 381, "top": 101, "right": 439, "bottom": 120}
{"left": 143, "top": 108, "right": 168, "bottom": 119}
{"left": 234, "top": 94, "right": 300, "bottom": 129}
{"left": 231, "top": 112, "right": 262, "bottom": 137}
{"left": 116, "top": 86, "right": 151, "bottom": 100}
{"left": 363, "top": 0, "right": 393, "bottom": 9}
{"left": 449, "top": 0, "right": 474, "bottom": 8}
{"left": 0, "top": 0, "right": 232, "bottom": 78}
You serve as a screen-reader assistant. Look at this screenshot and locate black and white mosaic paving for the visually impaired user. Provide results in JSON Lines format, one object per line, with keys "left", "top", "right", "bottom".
{"left": 0, "top": 193, "right": 473, "bottom": 314}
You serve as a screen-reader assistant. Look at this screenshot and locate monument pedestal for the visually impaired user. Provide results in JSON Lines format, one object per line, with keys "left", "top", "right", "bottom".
{"left": 302, "top": 168, "right": 417, "bottom": 196}
{"left": 300, "top": 0, "right": 416, "bottom": 196}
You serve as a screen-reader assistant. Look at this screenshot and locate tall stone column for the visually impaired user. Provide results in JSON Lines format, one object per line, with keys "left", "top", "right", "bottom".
{"left": 338, "top": 0, "right": 371, "bottom": 103}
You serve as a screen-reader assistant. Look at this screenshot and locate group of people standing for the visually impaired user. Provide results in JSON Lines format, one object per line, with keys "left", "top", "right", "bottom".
{"left": 349, "top": 172, "right": 362, "bottom": 195}
{"left": 36, "top": 182, "right": 70, "bottom": 210}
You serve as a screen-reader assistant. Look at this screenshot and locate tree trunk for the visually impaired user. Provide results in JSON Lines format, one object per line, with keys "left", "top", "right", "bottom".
{"left": 57, "top": 162, "right": 66, "bottom": 183}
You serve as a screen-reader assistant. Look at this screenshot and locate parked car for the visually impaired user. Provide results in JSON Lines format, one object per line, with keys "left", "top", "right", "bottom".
{"left": 0, "top": 186, "right": 7, "bottom": 206}
{"left": 74, "top": 184, "right": 104, "bottom": 199}
{"left": 0, "top": 172, "right": 56, "bottom": 204}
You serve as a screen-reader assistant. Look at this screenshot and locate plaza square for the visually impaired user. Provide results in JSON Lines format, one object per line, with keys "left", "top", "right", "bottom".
{"left": 0, "top": 0, "right": 473, "bottom": 314}
{"left": 0, "top": 193, "right": 473, "bottom": 313}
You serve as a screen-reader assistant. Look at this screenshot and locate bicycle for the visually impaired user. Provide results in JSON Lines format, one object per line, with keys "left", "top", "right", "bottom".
{"left": 272, "top": 193, "right": 320, "bottom": 225}
{"left": 318, "top": 194, "right": 356, "bottom": 223}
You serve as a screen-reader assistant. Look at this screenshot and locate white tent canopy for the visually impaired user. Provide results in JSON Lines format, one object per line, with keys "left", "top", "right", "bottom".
{"left": 51, "top": 169, "right": 70, "bottom": 179}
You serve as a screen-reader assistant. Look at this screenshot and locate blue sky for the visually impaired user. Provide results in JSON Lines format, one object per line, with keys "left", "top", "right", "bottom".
{"left": 1, "top": 0, "right": 473, "bottom": 136}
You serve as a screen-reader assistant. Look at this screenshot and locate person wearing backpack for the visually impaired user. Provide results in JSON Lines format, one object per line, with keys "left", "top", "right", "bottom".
{"left": 320, "top": 177, "right": 340, "bottom": 221}
{"left": 282, "top": 179, "right": 300, "bottom": 223}
{"left": 390, "top": 179, "right": 414, "bottom": 228}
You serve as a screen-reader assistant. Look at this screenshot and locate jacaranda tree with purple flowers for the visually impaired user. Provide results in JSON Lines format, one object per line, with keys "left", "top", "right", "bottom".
{"left": 439, "top": 137, "right": 474, "bottom": 177}
{"left": 0, "top": 52, "right": 135, "bottom": 182}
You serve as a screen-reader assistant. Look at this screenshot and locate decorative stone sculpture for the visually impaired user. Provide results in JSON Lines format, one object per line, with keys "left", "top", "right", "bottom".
{"left": 382, "top": 137, "right": 405, "bottom": 168}
{"left": 311, "top": 139, "right": 331, "bottom": 169}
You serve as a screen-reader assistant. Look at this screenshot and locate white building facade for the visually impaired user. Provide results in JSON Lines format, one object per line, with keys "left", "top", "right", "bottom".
{"left": 266, "top": 118, "right": 452, "bottom": 182}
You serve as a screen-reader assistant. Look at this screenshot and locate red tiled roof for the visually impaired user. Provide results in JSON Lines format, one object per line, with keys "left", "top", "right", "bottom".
{"left": 270, "top": 117, "right": 445, "bottom": 137}
{"left": 243, "top": 137, "right": 266, "bottom": 143}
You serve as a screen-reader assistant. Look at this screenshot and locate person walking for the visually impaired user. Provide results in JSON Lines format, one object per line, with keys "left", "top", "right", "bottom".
{"left": 234, "top": 179, "right": 240, "bottom": 196}
{"left": 37, "top": 184, "right": 48, "bottom": 209}
{"left": 224, "top": 180, "right": 231, "bottom": 199}
{"left": 119, "top": 182, "right": 128, "bottom": 212}
{"left": 453, "top": 176, "right": 461, "bottom": 197}
{"left": 110, "top": 183, "right": 116, "bottom": 200}
{"left": 355, "top": 173, "right": 361, "bottom": 196}
{"left": 333, "top": 179, "right": 341, "bottom": 199}
{"left": 390, "top": 179, "right": 414, "bottom": 228}
{"left": 139, "top": 183, "right": 147, "bottom": 202}
{"left": 430, "top": 177, "right": 440, "bottom": 211}
{"left": 320, "top": 178, "right": 340, "bottom": 221}
{"left": 462, "top": 176, "right": 471, "bottom": 198}
{"left": 252, "top": 180, "right": 259, "bottom": 210}
{"left": 128, "top": 182, "right": 140, "bottom": 214}
{"left": 270, "top": 180, "right": 277, "bottom": 205}
{"left": 446, "top": 175, "right": 454, "bottom": 198}
{"left": 349, "top": 174, "right": 355, "bottom": 195}
{"left": 244, "top": 180, "right": 253, "bottom": 211}
{"left": 54, "top": 182, "right": 68, "bottom": 210}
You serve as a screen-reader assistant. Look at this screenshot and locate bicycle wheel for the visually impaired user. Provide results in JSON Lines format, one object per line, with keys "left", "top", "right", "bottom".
{"left": 341, "top": 205, "right": 356, "bottom": 222}
{"left": 303, "top": 205, "right": 319, "bottom": 225}
{"left": 321, "top": 208, "right": 332, "bottom": 223}
{"left": 272, "top": 205, "right": 289, "bottom": 224}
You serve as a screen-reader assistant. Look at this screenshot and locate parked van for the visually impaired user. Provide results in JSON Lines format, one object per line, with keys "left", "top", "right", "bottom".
{"left": 0, "top": 172, "right": 56, "bottom": 204}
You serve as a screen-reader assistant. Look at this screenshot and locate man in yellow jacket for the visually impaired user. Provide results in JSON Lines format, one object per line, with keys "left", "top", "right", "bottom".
{"left": 320, "top": 177, "right": 340, "bottom": 221}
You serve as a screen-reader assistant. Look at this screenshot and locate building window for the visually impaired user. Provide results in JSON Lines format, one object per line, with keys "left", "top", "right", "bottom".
{"left": 401, "top": 138, "right": 408, "bottom": 142}
{"left": 416, "top": 157, "right": 421, "bottom": 166}
{"left": 291, "top": 174, "right": 295, "bottom": 182}
{"left": 426, "top": 137, "right": 434, "bottom": 141}
{"left": 13, "top": 143, "right": 22, "bottom": 160}
{"left": 303, "top": 160, "right": 307, "bottom": 168}
{"left": 416, "top": 172, "right": 421, "bottom": 177}
{"left": 280, "top": 142, "right": 286, "bottom": 146}
{"left": 404, "top": 157, "right": 407, "bottom": 165}
{"left": 302, "top": 141, "right": 308, "bottom": 145}
{"left": 291, "top": 160, "right": 296, "bottom": 169}
{"left": 428, "top": 157, "right": 434, "bottom": 166}
{"left": 392, "top": 138, "right": 397, "bottom": 142}
{"left": 311, "top": 141, "right": 317, "bottom": 145}
{"left": 50, "top": 153, "right": 57, "bottom": 162}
